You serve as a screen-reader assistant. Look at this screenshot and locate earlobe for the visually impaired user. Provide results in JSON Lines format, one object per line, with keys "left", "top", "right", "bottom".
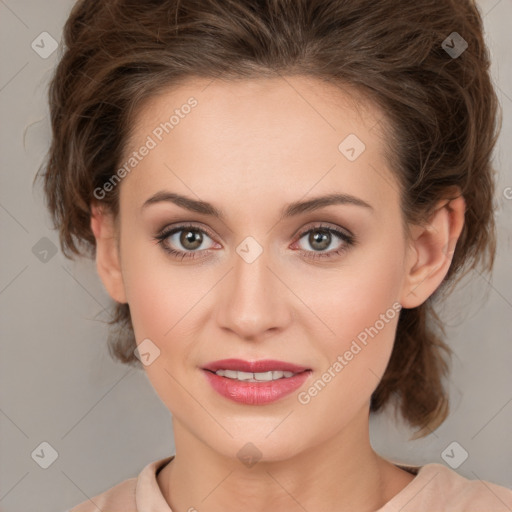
{"left": 90, "top": 203, "right": 127, "bottom": 304}
{"left": 400, "top": 194, "right": 465, "bottom": 309}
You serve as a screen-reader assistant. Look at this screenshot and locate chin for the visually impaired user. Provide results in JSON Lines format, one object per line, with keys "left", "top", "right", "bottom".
{"left": 201, "top": 427, "right": 310, "bottom": 467}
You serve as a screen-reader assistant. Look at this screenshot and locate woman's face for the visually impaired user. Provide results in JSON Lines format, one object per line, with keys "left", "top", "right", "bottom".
{"left": 107, "top": 76, "right": 419, "bottom": 461}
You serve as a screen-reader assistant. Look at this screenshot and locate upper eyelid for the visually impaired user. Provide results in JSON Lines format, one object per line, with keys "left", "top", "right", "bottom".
{"left": 159, "top": 222, "right": 216, "bottom": 241}
{"left": 295, "top": 222, "right": 353, "bottom": 239}
{"left": 158, "top": 221, "right": 353, "bottom": 245}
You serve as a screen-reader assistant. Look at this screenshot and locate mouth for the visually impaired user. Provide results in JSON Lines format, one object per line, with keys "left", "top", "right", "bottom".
{"left": 201, "top": 359, "right": 312, "bottom": 405}
{"left": 203, "top": 358, "right": 310, "bottom": 372}
{"left": 205, "top": 368, "right": 303, "bottom": 382}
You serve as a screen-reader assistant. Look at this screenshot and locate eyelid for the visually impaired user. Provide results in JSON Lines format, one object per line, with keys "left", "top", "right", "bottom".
{"left": 157, "top": 221, "right": 217, "bottom": 239}
{"left": 156, "top": 220, "right": 354, "bottom": 245}
{"left": 293, "top": 221, "right": 354, "bottom": 240}
{"left": 154, "top": 219, "right": 357, "bottom": 262}
{"left": 155, "top": 222, "right": 219, "bottom": 248}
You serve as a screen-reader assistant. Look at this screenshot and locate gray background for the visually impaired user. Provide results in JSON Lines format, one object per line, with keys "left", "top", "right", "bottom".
{"left": 0, "top": 1, "right": 511, "bottom": 511}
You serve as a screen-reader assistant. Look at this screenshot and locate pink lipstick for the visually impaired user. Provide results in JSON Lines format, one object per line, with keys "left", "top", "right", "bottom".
{"left": 201, "top": 358, "right": 312, "bottom": 405}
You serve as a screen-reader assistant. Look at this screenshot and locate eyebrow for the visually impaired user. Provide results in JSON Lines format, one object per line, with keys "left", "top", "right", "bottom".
{"left": 142, "top": 191, "right": 374, "bottom": 220}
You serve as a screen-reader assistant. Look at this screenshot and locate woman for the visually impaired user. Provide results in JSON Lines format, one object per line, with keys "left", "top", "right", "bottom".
{"left": 39, "top": 0, "right": 512, "bottom": 510}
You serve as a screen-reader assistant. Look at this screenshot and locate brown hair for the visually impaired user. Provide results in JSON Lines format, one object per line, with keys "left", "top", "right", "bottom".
{"left": 37, "top": 0, "right": 501, "bottom": 438}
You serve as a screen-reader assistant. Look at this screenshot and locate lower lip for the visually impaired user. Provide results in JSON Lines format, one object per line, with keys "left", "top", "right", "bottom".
{"left": 202, "top": 369, "right": 311, "bottom": 405}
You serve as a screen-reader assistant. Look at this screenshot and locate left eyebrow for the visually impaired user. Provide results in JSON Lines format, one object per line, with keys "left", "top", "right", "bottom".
{"left": 280, "top": 193, "right": 374, "bottom": 220}
{"left": 141, "top": 191, "right": 374, "bottom": 220}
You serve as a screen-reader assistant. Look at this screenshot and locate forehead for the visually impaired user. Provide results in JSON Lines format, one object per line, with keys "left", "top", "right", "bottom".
{"left": 121, "top": 76, "right": 399, "bottom": 215}
{"left": 132, "top": 75, "right": 382, "bottom": 145}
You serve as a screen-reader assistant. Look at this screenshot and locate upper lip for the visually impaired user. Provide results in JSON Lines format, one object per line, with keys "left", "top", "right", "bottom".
{"left": 202, "top": 358, "right": 310, "bottom": 373}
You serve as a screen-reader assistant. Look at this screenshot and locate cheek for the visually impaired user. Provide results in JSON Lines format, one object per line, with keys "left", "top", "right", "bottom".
{"left": 121, "top": 246, "right": 208, "bottom": 410}
{"left": 292, "top": 247, "right": 405, "bottom": 425}
{"left": 301, "top": 236, "right": 406, "bottom": 378}
{"left": 124, "top": 253, "right": 204, "bottom": 344}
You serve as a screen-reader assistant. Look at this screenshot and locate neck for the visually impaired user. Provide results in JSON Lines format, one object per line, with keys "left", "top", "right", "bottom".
{"left": 157, "top": 407, "right": 415, "bottom": 512}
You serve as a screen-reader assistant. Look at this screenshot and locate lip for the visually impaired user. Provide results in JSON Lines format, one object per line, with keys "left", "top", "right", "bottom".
{"left": 202, "top": 369, "right": 311, "bottom": 405}
{"left": 202, "top": 358, "right": 310, "bottom": 373}
{"left": 201, "top": 359, "right": 312, "bottom": 405}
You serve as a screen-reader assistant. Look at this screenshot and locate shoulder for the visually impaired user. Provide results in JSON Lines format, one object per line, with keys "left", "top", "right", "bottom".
{"left": 66, "top": 456, "right": 174, "bottom": 512}
{"left": 68, "top": 476, "right": 138, "bottom": 512}
{"left": 387, "top": 463, "right": 512, "bottom": 511}
{"left": 426, "top": 463, "right": 511, "bottom": 507}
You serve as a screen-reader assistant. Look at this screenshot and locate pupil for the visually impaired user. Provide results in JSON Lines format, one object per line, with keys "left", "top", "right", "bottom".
{"left": 181, "top": 229, "right": 202, "bottom": 249}
{"left": 310, "top": 230, "right": 330, "bottom": 251}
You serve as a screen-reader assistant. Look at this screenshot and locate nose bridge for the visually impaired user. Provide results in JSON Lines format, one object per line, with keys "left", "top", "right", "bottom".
{"left": 216, "top": 234, "right": 290, "bottom": 339}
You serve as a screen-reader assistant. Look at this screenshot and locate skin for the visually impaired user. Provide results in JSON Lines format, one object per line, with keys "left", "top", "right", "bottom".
{"left": 90, "top": 76, "right": 465, "bottom": 512}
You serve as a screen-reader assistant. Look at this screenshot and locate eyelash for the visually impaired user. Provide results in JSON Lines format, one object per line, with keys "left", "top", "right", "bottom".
{"left": 153, "top": 223, "right": 356, "bottom": 262}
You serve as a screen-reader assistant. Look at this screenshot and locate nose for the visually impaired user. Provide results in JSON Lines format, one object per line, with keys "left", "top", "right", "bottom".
{"left": 215, "top": 240, "right": 292, "bottom": 341}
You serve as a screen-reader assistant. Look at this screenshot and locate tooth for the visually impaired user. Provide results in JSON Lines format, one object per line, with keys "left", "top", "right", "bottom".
{"left": 236, "top": 371, "right": 254, "bottom": 381}
{"left": 253, "top": 371, "right": 274, "bottom": 381}
{"left": 213, "top": 369, "right": 297, "bottom": 380}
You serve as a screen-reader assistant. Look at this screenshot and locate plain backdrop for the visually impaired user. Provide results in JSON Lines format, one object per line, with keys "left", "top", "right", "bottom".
{"left": 0, "top": 1, "right": 511, "bottom": 511}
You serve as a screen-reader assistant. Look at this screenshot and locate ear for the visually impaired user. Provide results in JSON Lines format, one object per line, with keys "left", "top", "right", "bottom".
{"left": 90, "top": 203, "right": 127, "bottom": 304}
{"left": 399, "top": 191, "right": 465, "bottom": 309}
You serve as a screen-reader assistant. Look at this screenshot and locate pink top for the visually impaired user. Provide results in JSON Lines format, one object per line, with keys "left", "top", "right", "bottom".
{"left": 68, "top": 455, "right": 512, "bottom": 511}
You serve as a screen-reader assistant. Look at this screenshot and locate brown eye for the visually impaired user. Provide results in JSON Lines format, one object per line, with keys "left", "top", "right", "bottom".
{"left": 293, "top": 223, "right": 355, "bottom": 261}
{"left": 154, "top": 224, "right": 217, "bottom": 260}
{"left": 179, "top": 229, "right": 204, "bottom": 250}
{"left": 307, "top": 229, "right": 332, "bottom": 251}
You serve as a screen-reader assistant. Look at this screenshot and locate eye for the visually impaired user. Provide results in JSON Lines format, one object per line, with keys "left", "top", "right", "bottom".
{"left": 153, "top": 224, "right": 218, "bottom": 261}
{"left": 292, "top": 223, "right": 355, "bottom": 260}
{"left": 153, "top": 222, "right": 356, "bottom": 262}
